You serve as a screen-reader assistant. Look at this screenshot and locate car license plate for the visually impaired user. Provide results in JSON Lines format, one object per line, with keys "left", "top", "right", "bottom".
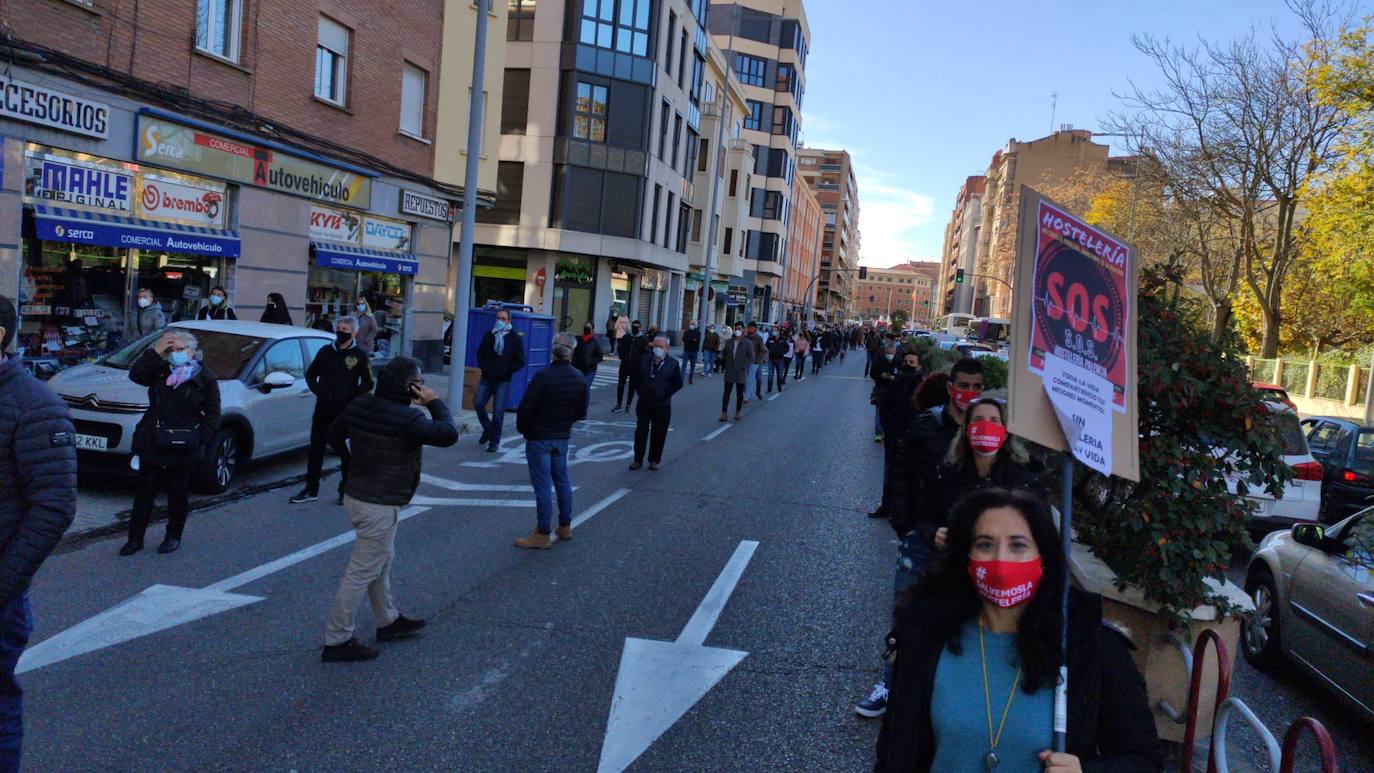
{"left": 1245, "top": 496, "right": 1269, "bottom": 515}
{"left": 74, "top": 433, "right": 109, "bottom": 450}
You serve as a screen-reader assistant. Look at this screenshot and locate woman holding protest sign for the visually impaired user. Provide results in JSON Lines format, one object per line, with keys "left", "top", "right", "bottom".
{"left": 875, "top": 487, "right": 1160, "bottom": 773}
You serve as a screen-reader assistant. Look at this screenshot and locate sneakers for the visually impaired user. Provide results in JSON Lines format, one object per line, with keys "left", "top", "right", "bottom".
{"left": 555, "top": 525, "right": 573, "bottom": 541}
{"left": 611, "top": 405, "right": 623, "bottom": 413}
{"left": 855, "top": 682, "right": 889, "bottom": 718}
{"left": 290, "top": 488, "right": 319, "bottom": 504}
{"left": 515, "top": 530, "right": 553, "bottom": 550}
{"left": 377, "top": 614, "right": 426, "bottom": 642}
{"left": 321, "top": 638, "right": 380, "bottom": 662}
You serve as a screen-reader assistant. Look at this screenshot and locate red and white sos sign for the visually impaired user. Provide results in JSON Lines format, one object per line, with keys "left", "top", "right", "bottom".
{"left": 1031, "top": 240, "right": 1126, "bottom": 374}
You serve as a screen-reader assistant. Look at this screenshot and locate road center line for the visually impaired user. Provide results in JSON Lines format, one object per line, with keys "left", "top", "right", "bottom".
{"left": 206, "top": 505, "right": 430, "bottom": 593}
{"left": 569, "top": 488, "right": 631, "bottom": 531}
{"left": 421, "top": 473, "right": 537, "bottom": 492}
{"left": 676, "top": 540, "right": 759, "bottom": 647}
{"left": 702, "top": 424, "right": 732, "bottom": 441}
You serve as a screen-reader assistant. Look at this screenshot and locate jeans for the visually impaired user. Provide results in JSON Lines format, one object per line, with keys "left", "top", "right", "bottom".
{"left": 525, "top": 438, "right": 572, "bottom": 533}
{"left": 746, "top": 364, "right": 761, "bottom": 400}
{"left": 794, "top": 353, "right": 806, "bottom": 378}
{"left": 881, "top": 533, "right": 934, "bottom": 686}
{"left": 580, "top": 369, "right": 595, "bottom": 404}
{"left": 768, "top": 359, "right": 787, "bottom": 391}
{"left": 721, "top": 381, "right": 745, "bottom": 414}
{"left": 474, "top": 380, "right": 510, "bottom": 446}
{"left": 0, "top": 593, "right": 31, "bottom": 772}
{"left": 616, "top": 363, "right": 636, "bottom": 409}
{"left": 683, "top": 351, "right": 698, "bottom": 383}
{"left": 702, "top": 350, "right": 716, "bottom": 374}
{"left": 325, "top": 496, "right": 400, "bottom": 646}
{"left": 633, "top": 403, "right": 671, "bottom": 464}
{"left": 305, "top": 403, "right": 350, "bottom": 495}
{"left": 874, "top": 408, "right": 884, "bottom": 435}
{"left": 128, "top": 459, "right": 192, "bottom": 542}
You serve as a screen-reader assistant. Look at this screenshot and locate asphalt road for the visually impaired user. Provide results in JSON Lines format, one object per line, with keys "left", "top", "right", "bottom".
{"left": 22, "top": 352, "right": 1371, "bottom": 771}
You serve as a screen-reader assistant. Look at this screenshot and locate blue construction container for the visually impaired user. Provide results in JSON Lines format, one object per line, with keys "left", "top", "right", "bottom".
{"left": 464, "top": 302, "right": 554, "bottom": 411}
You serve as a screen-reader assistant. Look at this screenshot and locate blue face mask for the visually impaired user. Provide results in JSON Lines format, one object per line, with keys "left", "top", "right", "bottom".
{"left": 209, "top": 294, "right": 223, "bottom": 306}
{"left": 169, "top": 350, "right": 191, "bottom": 366}
{"left": 494, "top": 319, "right": 509, "bottom": 332}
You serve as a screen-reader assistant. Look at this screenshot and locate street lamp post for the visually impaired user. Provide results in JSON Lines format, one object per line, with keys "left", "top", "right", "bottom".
{"left": 445, "top": 0, "right": 489, "bottom": 413}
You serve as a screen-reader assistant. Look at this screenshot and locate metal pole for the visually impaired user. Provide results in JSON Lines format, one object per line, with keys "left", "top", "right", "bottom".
{"left": 696, "top": 95, "right": 728, "bottom": 330}
{"left": 446, "top": 0, "right": 489, "bottom": 412}
{"left": 1363, "top": 346, "right": 1374, "bottom": 426}
{"left": 1053, "top": 452, "right": 1073, "bottom": 753}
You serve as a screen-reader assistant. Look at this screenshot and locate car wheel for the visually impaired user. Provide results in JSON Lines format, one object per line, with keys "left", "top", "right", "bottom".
{"left": 194, "top": 426, "right": 241, "bottom": 494}
{"left": 1242, "top": 570, "right": 1283, "bottom": 670}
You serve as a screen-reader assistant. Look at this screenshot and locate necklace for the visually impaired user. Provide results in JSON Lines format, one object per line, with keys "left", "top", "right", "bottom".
{"left": 979, "top": 617, "right": 1022, "bottom": 772}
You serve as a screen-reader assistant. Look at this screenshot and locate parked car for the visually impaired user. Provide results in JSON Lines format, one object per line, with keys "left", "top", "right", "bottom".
{"left": 1300, "top": 416, "right": 1374, "bottom": 522}
{"left": 45, "top": 321, "right": 334, "bottom": 493}
{"left": 1226, "top": 402, "right": 1323, "bottom": 534}
{"left": 1242, "top": 510, "right": 1374, "bottom": 722}
{"left": 1252, "top": 381, "right": 1297, "bottom": 411}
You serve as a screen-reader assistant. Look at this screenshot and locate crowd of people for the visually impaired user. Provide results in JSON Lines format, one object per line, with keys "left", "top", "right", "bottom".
{"left": 852, "top": 324, "right": 1162, "bottom": 771}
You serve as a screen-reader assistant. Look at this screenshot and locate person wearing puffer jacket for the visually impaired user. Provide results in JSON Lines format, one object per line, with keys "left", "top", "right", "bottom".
{"left": 321, "top": 357, "right": 458, "bottom": 662}
{"left": 0, "top": 294, "right": 77, "bottom": 771}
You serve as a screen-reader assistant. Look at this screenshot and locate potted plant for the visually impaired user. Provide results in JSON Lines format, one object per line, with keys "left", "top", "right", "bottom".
{"left": 1066, "top": 265, "right": 1293, "bottom": 742}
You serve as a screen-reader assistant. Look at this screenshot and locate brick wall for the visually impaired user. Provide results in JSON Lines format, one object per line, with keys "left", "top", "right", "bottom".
{"left": 5, "top": 0, "right": 442, "bottom": 177}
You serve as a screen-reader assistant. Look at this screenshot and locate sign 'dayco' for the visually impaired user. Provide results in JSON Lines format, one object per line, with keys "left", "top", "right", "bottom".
{"left": 1008, "top": 187, "right": 1139, "bottom": 481}
{"left": 136, "top": 115, "right": 371, "bottom": 208}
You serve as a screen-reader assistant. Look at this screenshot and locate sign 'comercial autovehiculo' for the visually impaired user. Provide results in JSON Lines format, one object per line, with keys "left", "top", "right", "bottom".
{"left": 136, "top": 115, "right": 371, "bottom": 208}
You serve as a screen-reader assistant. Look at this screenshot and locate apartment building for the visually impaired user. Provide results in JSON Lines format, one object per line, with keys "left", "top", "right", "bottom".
{"left": 935, "top": 175, "right": 984, "bottom": 317}
{"left": 1, "top": 0, "right": 491, "bottom": 369}
{"left": 781, "top": 168, "right": 823, "bottom": 322}
{"left": 797, "top": 147, "right": 859, "bottom": 320}
{"left": 474, "top": 0, "right": 726, "bottom": 340}
{"left": 970, "top": 129, "right": 1118, "bottom": 317}
{"left": 853, "top": 261, "right": 939, "bottom": 326}
{"left": 708, "top": 0, "right": 809, "bottom": 323}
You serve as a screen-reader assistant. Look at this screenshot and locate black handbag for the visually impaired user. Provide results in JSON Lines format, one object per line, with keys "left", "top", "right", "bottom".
{"left": 153, "top": 421, "right": 199, "bottom": 451}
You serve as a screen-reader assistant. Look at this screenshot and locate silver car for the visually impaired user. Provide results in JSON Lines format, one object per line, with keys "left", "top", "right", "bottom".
{"left": 45, "top": 321, "right": 334, "bottom": 493}
{"left": 1243, "top": 510, "right": 1374, "bottom": 721}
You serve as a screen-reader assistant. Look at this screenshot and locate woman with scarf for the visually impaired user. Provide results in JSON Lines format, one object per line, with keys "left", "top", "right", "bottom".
{"left": 196, "top": 286, "right": 237, "bottom": 320}
{"left": 120, "top": 330, "right": 221, "bottom": 556}
{"left": 353, "top": 297, "right": 379, "bottom": 355}
{"left": 875, "top": 487, "right": 1160, "bottom": 772}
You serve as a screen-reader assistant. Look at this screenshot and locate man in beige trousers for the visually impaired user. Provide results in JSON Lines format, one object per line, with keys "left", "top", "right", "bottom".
{"left": 323, "top": 357, "right": 458, "bottom": 662}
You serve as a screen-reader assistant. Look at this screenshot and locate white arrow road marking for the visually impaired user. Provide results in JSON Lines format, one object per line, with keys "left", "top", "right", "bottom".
{"left": 597, "top": 540, "right": 759, "bottom": 773}
{"left": 702, "top": 424, "right": 732, "bottom": 442}
{"left": 420, "top": 473, "right": 539, "bottom": 492}
{"left": 766, "top": 393, "right": 781, "bottom": 401}
{"left": 409, "top": 497, "right": 534, "bottom": 508}
{"left": 18, "top": 505, "right": 429, "bottom": 674}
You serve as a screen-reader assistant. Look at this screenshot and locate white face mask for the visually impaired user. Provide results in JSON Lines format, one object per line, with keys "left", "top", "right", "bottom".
{"left": 137, "top": 297, "right": 153, "bottom": 309}
{"left": 733, "top": 329, "right": 742, "bottom": 338}
{"left": 653, "top": 347, "right": 667, "bottom": 359}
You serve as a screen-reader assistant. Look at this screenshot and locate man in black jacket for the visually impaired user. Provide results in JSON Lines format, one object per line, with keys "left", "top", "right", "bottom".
{"left": 870, "top": 351, "right": 924, "bottom": 519}
{"left": 514, "top": 334, "right": 589, "bottom": 549}
{"left": 572, "top": 322, "right": 603, "bottom": 404}
{"left": 322, "top": 357, "right": 458, "bottom": 662}
{"left": 292, "top": 316, "right": 373, "bottom": 505}
{"left": 612, "top": 320, "right": 643, "bottom": 413}
{"left": 680, "top": 320, "right": 701, "bottom": 384}
{"left": 629, "top": 336, "right": 683, "bottom": 471}
{"left": 0, "top": 294, "right": 76, "bottom": 767}
{"left": 474, "top": 308, "right": 525, "bottom": 452}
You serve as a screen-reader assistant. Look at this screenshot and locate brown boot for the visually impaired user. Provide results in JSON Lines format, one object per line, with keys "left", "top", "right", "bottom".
{"left": 719, "top": 412, "right": 727, "bottom": 422}
{"left": 555, "top": 525, "right": 573, "bottom": 541}
{"left": 514, "top": 530, "right": 552, "bottom": 549}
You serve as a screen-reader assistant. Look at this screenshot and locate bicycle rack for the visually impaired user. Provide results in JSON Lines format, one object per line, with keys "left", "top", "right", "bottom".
{"left": 1212, "top": 697, "right": 1281, "bottom": 773}
{"left": 1179, "top": 629, "right": 1232, "bottom": 773}
{"left": 1279, "top": 717, "right": 1339, "bottom": 773}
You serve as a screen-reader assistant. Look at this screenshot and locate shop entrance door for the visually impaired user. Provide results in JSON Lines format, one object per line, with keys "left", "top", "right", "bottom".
{"left": 552, "top": 282, "right": 592, "bottom": 333}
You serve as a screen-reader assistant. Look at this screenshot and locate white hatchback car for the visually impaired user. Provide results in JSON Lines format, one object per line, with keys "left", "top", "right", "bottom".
{"left": 1230, "top": 402, "right": 1324, "bottom": 534}
{"left": 46, "top": 321, "right": 335, "bottom": 493}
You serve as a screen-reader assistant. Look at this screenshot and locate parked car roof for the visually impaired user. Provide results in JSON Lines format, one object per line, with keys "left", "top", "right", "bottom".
{"left": 1303, "top": 415, "right": 1371, "bottom": 430}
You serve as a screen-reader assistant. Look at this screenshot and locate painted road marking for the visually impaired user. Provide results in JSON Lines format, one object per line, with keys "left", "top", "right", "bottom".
{"left": 597, "top": 541, "right": 759, "bottom": 772}
{"left": 702, "top": 424, "right": 732, "bottom": 441}
{"left": 766, "top": 393, "right": 781, "bottom": 401}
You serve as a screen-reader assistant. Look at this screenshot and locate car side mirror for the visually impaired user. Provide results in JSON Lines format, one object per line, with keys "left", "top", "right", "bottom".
{"left": 262, "top": 371, "right": 296, "bottom": 391}
{"left": 1290, "top": 522, "right": 1327, "bottom": 549}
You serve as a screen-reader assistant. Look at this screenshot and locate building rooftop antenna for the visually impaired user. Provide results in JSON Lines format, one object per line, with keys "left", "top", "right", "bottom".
{"left": 1049, "top": 92, "right": 1058, "bottom": 134}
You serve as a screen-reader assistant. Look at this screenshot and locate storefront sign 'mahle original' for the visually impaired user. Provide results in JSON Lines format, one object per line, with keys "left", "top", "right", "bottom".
{"left": 136, "top": 115, "right": 371, "bottom": 208}
{"left": 1, "top": 75, "right": 110, "bottom": 139}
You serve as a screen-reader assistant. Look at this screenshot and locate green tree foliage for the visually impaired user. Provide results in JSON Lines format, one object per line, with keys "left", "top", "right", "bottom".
{"left": 1073, "top": 267, "right": 1293, "bottom": 623}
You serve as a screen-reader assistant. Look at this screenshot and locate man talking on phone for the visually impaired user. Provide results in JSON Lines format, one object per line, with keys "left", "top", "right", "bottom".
{"left": 322, "top": 357, "right": 458, "bottom": 662}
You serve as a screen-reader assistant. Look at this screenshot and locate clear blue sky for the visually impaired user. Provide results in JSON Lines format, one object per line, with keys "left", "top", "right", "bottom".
{"left": 798, "top": 0, "right": 1312, "bottom": 267}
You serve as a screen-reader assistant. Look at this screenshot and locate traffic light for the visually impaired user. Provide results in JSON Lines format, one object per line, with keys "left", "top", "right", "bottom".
{"left": 858, "top": 266, "right": 868, "bottom": 280}
{"left": 955, "top": 268, "right": 965, "bottom": 284}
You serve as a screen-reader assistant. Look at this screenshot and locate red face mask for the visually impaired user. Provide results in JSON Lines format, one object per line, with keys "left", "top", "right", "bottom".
{"left": 950, "top": 387, "right": 981, "bottom": 412}
{"left": 967, "top": 420, "right": 1007, "bottom": 457}
{"left": 968, "top": 558, "right": 1043, "bottom": 608}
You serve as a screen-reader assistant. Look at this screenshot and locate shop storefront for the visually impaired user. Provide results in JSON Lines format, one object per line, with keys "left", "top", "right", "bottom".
{"left": 15, "top": 143, "right": 238, "bottom": 367}
{"left": 307, "top": 203, "right": 415, "bottom": 359}
{"left": 552, "top": 255, "right": 595, "bottom": 333}
{"left": 471, "top": 246, "right": 527, "bottom": 307}
{"left": 610, "top": 271, "right": 631, "bottom": 316}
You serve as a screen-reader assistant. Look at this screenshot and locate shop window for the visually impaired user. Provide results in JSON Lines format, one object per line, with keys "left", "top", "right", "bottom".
{"left": 196, "top": 0, "right": 242, "bottom": 62}
{"left": 400, "top": 63, "right": 428, "bottom": 138}
{"left": 315, "top": 16, "right": 350, "bottom": 106}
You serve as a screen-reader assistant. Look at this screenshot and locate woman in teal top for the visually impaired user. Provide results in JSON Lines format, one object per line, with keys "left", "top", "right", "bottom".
{"left": 875, "top": 488, "right": 1161, "bottom": 772}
